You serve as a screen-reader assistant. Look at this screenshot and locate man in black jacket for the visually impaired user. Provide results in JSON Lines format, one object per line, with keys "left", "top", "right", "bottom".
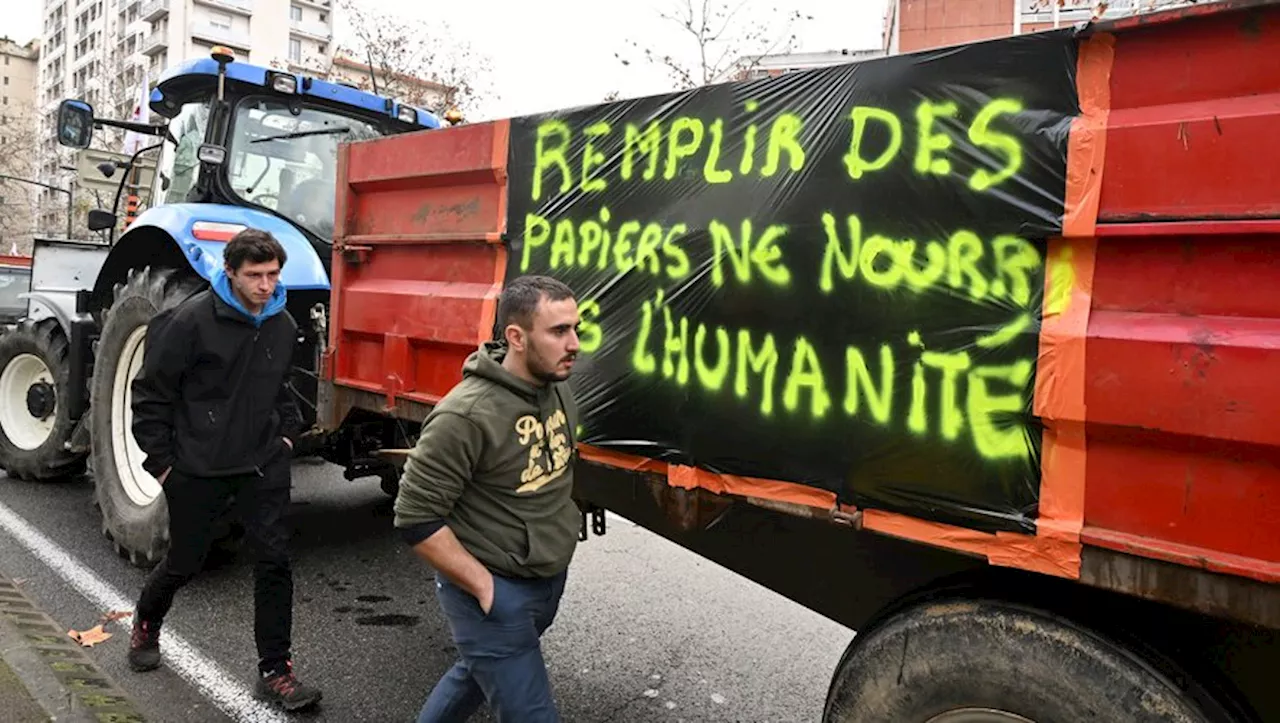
{"left": 126, "top": 228, "right": 321, "bottom": 712}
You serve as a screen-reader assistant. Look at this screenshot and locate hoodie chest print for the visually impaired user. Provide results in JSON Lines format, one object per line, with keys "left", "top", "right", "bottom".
{"left": 514, "top": 408, "right": 571, "bottom": 494}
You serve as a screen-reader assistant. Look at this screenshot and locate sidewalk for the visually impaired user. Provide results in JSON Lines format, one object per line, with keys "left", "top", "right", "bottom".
{"left": 0, "top": 573, "right": 147, "bottom": 722}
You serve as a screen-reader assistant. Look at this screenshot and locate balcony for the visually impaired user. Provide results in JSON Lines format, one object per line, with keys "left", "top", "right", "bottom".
{"left": 289, "top": 19, "right": 332, "bottom": 41}
{"left": 293, "top": 0, "right": 330, "bottom": 7}
{"left": 193, "top": 0, "right": 252, "bottom": 16}
{"left": 141, "top": 0, "right": 169, "bottom": 22}
{"left": 189, "top": 22, "right": 251, "bottom": 51}
{"left": 141, "top": 29, "right": 168, "bottom": 56}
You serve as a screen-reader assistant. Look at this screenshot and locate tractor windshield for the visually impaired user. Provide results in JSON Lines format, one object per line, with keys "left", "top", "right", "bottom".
{"left": 226, "top": 97, "right": 383, "bottom": 240}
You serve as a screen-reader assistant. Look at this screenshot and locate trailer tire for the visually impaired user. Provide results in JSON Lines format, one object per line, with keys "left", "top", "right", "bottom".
{"left": 89, "top": 266, "right": 205, "bottom": 568}
{"left": 0, "top": 319, "right": 87, "bottom": 481}
{"left": 823, "top": 599, "right": 1240, "bottom": 723}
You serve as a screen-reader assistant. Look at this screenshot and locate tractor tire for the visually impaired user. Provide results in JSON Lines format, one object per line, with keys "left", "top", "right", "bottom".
{"left": 0, "top": 319, "right": 87, "bottom": 481}
{"left": 89, "top": 266, "right": 204, "bottom": 567}
{"left": 823, "top": 598, "right": 1242, "bottom": 723}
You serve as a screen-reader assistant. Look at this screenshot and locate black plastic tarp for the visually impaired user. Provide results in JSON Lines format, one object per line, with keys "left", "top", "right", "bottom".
{"left": 504, "top": 30, "right": 1080, "bottom": 534}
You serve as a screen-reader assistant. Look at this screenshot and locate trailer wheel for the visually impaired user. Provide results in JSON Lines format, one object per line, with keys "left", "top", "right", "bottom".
{"left": 0, "top": 319, "right": 87, "bottom": 481}
{"left": 89, "top": 267, "right": 204, "bottom": 567}
{"left": 823, "top": 599, "right": 1239, "bottom": 723}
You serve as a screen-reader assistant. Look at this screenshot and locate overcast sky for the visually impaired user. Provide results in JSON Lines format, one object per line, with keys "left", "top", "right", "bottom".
{"left": 8, "top": 0, "right": 889, "bottom": 120}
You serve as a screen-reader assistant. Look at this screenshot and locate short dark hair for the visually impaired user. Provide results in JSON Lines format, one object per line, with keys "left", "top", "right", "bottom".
{"left": 224, "top": 228, "right": 287, "bottom": 272}
{"left": 497, "top": 275, "right": 575, "bottom": 331}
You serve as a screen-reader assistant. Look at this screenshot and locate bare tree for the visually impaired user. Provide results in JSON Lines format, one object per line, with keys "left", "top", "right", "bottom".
{"left": 283, "top": 0, "right": 497, "bottom": 118}
{"left": 0, "top": 108, "right": 45, "bottom": 252}
{"left": 616, "top": 0, "right": 812, "bottom": 90}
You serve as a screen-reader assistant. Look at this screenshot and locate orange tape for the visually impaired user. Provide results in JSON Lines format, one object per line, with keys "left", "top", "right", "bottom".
{"left": 668, "top": 464, "right": 838, "bottom": 509}
{"left": 578, "top": 444, "right": 667, "bottom": 475}
{"left": 1024, "top": 224, "right": 1100, "bottom": 581}
{"left": 579, "top": 444, "right": 1078, "bottom": 578}
{"left": 1010, "top": 32, "right": 1115, "bottom": 579}
{"left": 1062, "top": 33, "right": 1115, "bottom": 238}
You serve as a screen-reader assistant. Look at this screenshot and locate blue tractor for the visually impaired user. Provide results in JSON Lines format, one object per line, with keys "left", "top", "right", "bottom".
{"left": 0, "top": 46, "right": 444, "bottom": 565}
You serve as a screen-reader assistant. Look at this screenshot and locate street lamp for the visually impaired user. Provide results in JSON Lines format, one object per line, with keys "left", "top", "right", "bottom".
{"left": 0, "top": 174, "right": 73, "bottom": 240}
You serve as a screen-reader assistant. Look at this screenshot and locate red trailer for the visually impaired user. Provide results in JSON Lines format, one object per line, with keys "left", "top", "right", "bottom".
{"left": 321, "top": 2, "right": 1279, "bottom": 720}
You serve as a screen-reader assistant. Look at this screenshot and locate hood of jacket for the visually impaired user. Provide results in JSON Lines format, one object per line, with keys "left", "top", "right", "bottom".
{"left": 462, "top": 340, "right": 572, "bottom": 426}
{"left": 211, "top": 268, "right": 288, "bottom": 327}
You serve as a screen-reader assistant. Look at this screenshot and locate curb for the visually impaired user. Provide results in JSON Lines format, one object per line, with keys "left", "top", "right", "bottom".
{"left": 0, "top": 574, "right": 147, "bottom": 722}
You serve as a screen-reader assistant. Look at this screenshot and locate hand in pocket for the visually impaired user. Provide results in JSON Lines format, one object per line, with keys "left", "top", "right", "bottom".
{"left": 478, "top": 573, "right": 496, "bottom": 616}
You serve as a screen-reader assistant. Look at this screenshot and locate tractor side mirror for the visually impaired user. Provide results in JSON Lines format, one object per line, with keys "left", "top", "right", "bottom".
{"left": 87, "top": 209, "right": 117, "bottom": 232}
{"left": 56, "top": 100, "right": 94, "bottom": 149}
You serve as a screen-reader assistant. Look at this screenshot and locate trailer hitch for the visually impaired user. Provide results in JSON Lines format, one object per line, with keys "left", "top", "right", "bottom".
{"left": 578, "top": 504, "right": 607, "bottom": 541}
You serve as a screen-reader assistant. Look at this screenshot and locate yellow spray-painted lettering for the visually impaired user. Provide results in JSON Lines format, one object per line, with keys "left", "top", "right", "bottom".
{"left": 521, "top": 210, "right": 691, "bottom": 282}
{"left": 818, "top": 212, "right": 1040, "bottom": 306}
{"left": 782, "top": 336, "right": 831, "bottom": 418}
{"left": 532, "top": 97, "right": 1027, "bottom": 201}
{"left": 709, "top": 219, "right": 792, "bottom": 289}
{"left": 580, "top": 121, "right": 610, "bottom": 193}
{"left": 535, "top": 104, "right": 812, "bottom": 197}
{"left": 921, "top": 348, "right": 971, "bottom": 442}
{"left": 577, "top": 299, "right": 603, "bottom": 354}
{"left": 635, "top": 291, "right": 778, "bottom": 416}
{"left": 735, "top": 329, "right": 778, "bottom": 417}
{"left": 844, "top": 107, "right": 902, "bottom": 180}
{"left": 840, "top": 99, "right": 1027, "bottom": 189}
{"left": 968, "top": 98, "right": 1025, "bottom": 192}
{"left": 532, "top": 120, "right": 572, "bottom": 201}
{"left": 739, "top": 100, "right": 760, "bottom": 175}
{"left": 665, "top": 117, "right": 704, "bottom": 180}
{"left": 915, "top": 100, "right": 958, "bottom": 177}
{"left": 845, "top": 344, "right": 894, "bottom": 424}
{"left": 627, "top": 304, "right": 1034, "bottom": 460}
{"left": 694, "top": 324, "right": 732, "bottom": 392}
{"left": 761, "top": 113, "right": 805, "bottom": 177}
{"left": 662, "top": 303, "right": 690, "bottom": 385}
{"left": 623, "top": 121, "right": 663, "bottom": 181}
{"left": 968, "top": 360, "right": 1034, "bottom": 460}
{"left": 704, "top": 119, "right": 733, "bottom": 184}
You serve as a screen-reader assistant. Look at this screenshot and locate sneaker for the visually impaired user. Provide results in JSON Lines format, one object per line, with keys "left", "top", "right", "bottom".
{"left": 127, "top": 619, "right": 161, "bottom": 672}
{"left": 256, "top": 661, "right": 322, "bottom": 712}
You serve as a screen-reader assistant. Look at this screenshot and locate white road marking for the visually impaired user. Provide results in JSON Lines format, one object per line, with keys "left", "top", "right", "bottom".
{"left": 0, "top": 499, "right": 291, "bottom": 723}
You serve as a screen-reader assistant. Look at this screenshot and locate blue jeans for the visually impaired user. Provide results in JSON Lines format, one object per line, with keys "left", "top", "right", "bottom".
{"left": 417, "top": 569, "right": 568, "bottom": 723}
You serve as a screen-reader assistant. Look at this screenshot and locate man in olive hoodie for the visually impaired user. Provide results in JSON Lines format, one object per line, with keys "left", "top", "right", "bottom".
{"left": 395, "top": 274, "right": 582, "bottom": 723}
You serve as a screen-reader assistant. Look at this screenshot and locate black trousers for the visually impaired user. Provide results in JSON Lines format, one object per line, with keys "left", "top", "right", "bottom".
{"left": 136, "top": 456, "right": 293, "bottom": 675}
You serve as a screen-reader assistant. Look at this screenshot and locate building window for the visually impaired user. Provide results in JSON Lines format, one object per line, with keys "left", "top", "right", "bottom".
{"left": 290, "top": 5, "right": 302, "bottom": 21}
{"left": 210, "top": 12, "right": 232, "bottom": 30}
{"left": 289, "top": 39, "right": 301, "bottom": 62}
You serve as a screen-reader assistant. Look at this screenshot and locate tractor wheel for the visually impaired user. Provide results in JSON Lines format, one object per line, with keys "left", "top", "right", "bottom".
{"left": 89, "top": 266, "right": 204, "bottom": 567}
{"left": 823, "top": 598, "right": 1243, "bottom": 723}
{"left": 0, "top": 319, "right": 87, "bottom": 480}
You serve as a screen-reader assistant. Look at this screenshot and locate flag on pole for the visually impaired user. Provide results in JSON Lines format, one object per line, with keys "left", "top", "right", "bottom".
{"left": 121, "top": 69, "right": 151, "bottom": 157}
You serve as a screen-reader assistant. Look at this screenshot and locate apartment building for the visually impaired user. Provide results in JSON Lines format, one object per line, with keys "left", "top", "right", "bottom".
{"left": 723, "top": 48, "right": 887, "bottom": 83}
{"left": 35, "top": 0, "right": 337, "bottom": 233}
{"left": 140, "top": 0, "right": 336, "bottom": 80}
{"left": 0, "top": 38, "right": 42, "bottom": 252}
{"left": 883, "top": 0, "right": 1201, "bottom": 53}
{"left": 324, "top": 54, "right": 450, "bottom": 111}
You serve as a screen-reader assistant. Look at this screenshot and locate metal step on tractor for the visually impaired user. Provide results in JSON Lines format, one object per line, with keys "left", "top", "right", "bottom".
{"left": 0, "top": 45, "right": 449, "bottom": 566}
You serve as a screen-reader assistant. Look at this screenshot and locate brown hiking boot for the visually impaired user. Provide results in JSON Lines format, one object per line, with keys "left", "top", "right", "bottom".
{"left": 127, "top": 619, "right": 161, "bottom": 672}
{"left": 256, "top": 661, "right": 322, "bottom": 712}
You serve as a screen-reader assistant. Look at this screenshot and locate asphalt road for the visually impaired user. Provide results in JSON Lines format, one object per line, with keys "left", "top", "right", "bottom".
{"left": 0, "top": 459, "right": 853, "bottom": 723}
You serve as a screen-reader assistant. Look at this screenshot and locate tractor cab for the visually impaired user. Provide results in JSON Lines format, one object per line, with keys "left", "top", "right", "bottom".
{"left": 55, "top": 45, "right": 443, "bottom": 258}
